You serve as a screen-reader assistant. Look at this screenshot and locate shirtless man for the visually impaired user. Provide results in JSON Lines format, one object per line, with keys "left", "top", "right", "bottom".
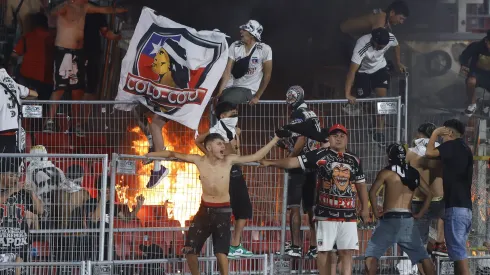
{"left": 195, "top": 101, "right": 254, "bottom": 258}
{"left": 147, "top": 134, "right": 279, "bottom": 275}
{"left": 407, "top": 123, "right": 447, "bottom": 261}
{"left": 43, "top": 0, "right": 126, "bottom": 137}
{"left": 365, "top": 143, "right": 435, "bottom": 275}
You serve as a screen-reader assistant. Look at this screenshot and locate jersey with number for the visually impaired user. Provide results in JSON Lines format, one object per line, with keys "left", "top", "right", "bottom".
{"left": 287, "top": 103, "right": 321, "bottom": 154}
{"left": 0, "top": 69, "right": 29, "bottom": 133}
{"left": 226, "top": 41, "right": 272, "bottom": 93}
{"left": 351, "top": 33, "right": 398, "bottom": 74}
{"left": 298, "top": 149, "right": 366, "bottom": 221}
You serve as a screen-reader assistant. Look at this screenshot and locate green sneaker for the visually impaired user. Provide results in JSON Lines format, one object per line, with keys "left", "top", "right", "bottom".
{"left": 229, "top": 244, "right": 254, "bottom": 258}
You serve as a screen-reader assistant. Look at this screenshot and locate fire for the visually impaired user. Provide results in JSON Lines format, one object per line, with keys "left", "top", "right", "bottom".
{"left": 117, "top": 125, "right": 203, "bottom": 227}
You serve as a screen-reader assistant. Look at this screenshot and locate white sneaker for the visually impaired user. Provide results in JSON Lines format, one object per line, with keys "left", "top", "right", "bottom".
{"left": 464, "top": 104, "right": 477, "bottom": 117}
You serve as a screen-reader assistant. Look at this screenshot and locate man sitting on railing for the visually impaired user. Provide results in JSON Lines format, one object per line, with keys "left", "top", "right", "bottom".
{"left": 195, "top": 101, "right": 254, "bottom": 259}
{"left": 365, "top": 143, "right": 435, "bottom": 275}
{"left": 344, "top": 27, "right": 399, "bottom": 147}
{"left": 147, "top": 134, "right": 280, "bottom": 275}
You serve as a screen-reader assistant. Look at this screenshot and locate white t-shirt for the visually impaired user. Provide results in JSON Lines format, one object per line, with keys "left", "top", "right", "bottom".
{"left": 351, "top": 33, "right": 398, "bottom": 74}
{"left": 226, "top": 41, "right": 272, "bottom": 94}
{"left": 0, "top": 68, "right": 29, "bottom": 132}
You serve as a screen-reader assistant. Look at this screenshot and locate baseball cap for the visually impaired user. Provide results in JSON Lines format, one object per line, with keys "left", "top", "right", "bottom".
{"left": 328, "top": 124, "right": 348, "bottom": 135}
{"left": 371, "top": 27, "right": 390, "bottom": 46}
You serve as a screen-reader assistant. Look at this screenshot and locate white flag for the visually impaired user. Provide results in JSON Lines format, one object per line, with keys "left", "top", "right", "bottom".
{"left": 115, "top": 7, "right": 228, "bottom": 130}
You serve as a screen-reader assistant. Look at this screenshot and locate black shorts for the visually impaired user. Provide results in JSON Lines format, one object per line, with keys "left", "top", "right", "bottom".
{"left": 229, "top": 165, "right": 253, "bottom": 220}
{"left": 184, "top": 205, "right": 231, "bottom": 255}
{"left": 354, "top": 66, "right": 390, "bottom": 98}
{"left": 468, "top": 69, "right": 490, "bottom": 90}
{"left": 85, "top": 55, "right": 101, "bottom": 94}
{"left": 53, "top": 46, "right": 86, "bottom": 91}
{"left": 0, "top": 135, "right": 19, "bottom": 153}
{"left": 287, "top": 170, "right": 316, "bottom": 212}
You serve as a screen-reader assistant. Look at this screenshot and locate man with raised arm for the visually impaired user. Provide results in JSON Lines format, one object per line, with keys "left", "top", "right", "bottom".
{"left": 43, "top": 0, "right": 126, "bottom": 137}
{"left": 365, "top": 143, "right": 435, "bottom": 275}
{"left": 261, "top": 124, "right": 369, "bottom": 275}
{"left": 147, "top": 134, "right": 280, "bottom": 275}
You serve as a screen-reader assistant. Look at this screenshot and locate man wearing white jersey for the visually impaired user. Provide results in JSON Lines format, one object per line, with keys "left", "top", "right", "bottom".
{"left": 344, "top": 27, "right": 398, "bottom": 147}
{"left": 216, "top": 20, "right": 273, "bottom": 106}
{"left": 0, "top": 68, "right": 37, "bottom": 153}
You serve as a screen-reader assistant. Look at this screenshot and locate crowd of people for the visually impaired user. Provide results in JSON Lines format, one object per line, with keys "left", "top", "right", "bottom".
{"left": 0, "top": 0, "right": 483, "bottom": 274}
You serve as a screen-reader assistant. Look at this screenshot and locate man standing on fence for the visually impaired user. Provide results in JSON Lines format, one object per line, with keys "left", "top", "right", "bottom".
{"left": 215, "top": 20, "right": 272, "bottom": 106}
{"left": 425, "top": 119, "right": 473, "bottom": 275}
{"left": 43, "top": 0, "right": 126, "bottom": 137}
{"left": 365, "top": 143, "right": 435, "bottom": 275}
{"left": 344, "top": 27, "right": 399, "bottom": 147}
{"left": 0, "top": 67, "right": 37, "bottom": 153}
{"left": 406, "top": 123, "right": 447, "bottom": 258}
{"left": 261, "top": 124, "right": 370, "bottom": 275}
{"left": 274, "top": 86, "right": 320, "bottom": 258}
{"left": 195, "top": 101, "right": 254, "bottom": 259}
{"left": 147, "top": 134, "right": 280, "bottom": 275}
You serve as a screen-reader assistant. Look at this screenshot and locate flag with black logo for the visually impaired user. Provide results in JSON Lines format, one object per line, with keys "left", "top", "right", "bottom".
{"left": 115, "top": 7, "right": 228, "bottom": 130}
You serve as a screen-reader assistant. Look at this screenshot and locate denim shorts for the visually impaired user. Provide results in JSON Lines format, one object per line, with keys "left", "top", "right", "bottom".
{"left": 443, "top": 207, "right": 472, "bottom": 261}
{"left": 412, "top": 200, "right": 445, "bottom": 244}
{"left": 365, "top": 213, "right": 429, "bottom": 264}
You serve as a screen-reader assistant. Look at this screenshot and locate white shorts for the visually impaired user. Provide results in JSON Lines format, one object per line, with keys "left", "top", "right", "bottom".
{"left": 316, "top": 221, "right": 359, "bottom": 252}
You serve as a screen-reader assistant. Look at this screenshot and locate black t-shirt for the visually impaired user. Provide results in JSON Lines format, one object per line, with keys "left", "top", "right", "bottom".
{"left": 0, "top": 189, "right": 34, "bottom": 254}
{"left": 298, "top": 148, "right": 366, "bottom": 221}
{"left": 287, "top": 105, "right": 321, "bottom": 174}
{"left": 437, "top": 138, "right": 473, "bottom": 209}
{"left": 84, "top": 11, "right": 108, "bottom": 56}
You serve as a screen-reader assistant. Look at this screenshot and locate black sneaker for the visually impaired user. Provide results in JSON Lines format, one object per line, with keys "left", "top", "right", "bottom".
{"left": 285, "top": 245, "right": 302, "bottom": 258}
{"left": 372, "top": 133, "right": 386, "bottom": 147}
{"left": 464, "top": 104, "right": 477, "bottom": 117}
{"left": 305, "top": 247, "right": 317, "bottom": 259}
{"left": 275, "top": 242, "right": 291, "bottom": 255}
{"left": 43, "top": 120, "right": 55, "bottom": 133}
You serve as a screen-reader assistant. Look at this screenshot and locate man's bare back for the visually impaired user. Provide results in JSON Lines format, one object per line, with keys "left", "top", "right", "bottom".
{"left": 407, "top": 150, "right": 444, "bottom": 200}
{"left": 52, "top": 1, "right": 88, "bottom": 49}
{"left": 379, "top": 169, "right": 417, "bottom": 211}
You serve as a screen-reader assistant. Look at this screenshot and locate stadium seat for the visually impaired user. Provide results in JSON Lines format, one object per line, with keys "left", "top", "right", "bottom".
{"left": 34, "top": 133, "right": 73, "bottom": 154}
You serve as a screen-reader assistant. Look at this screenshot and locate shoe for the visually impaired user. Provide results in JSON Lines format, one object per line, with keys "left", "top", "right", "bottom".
{"left": 342, "top": 104, "right": 361, "bottom": 116}
{"left": 74, "top": 124, "right": 85, "bottom": 137}
{"left": 372, "top": 133, "right": 386, "bottom": 147}
{"left": 146, "top": 167, "right": 169, "bottom": 189}
{"left": 464, "top": 104, "right": 477, "bottom": 117}
{"left": 305, "top": 247, "right": 317, "bottom": 259}
{"left": 43, "top": 120, "right": 55, "bottom": 133}
{"left": 275, "top": 242, "right": 291, "bottom": 255}
{"left": 432, "top": 242, "right": 448, "bottom": 256}
{"left": 285, "top": 246, "right": 302, "bottom": 257}
{"left": 229, "top": 244, "right": 254, "bottom": 258}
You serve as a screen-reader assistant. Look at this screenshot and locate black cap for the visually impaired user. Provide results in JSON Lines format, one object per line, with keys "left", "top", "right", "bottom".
{"left": 371, "top": 27, "right": 390, "bottom": 46}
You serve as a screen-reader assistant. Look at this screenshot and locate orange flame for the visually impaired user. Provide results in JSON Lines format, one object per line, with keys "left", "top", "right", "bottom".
{"left": 116, "top": 126, "right": 203, "bottom": 227}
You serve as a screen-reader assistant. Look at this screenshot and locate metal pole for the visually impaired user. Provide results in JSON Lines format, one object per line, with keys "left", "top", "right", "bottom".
{"left": 107, "top": 153, "right": 118, "bottom": 261}
{"left": 476, "top": 119, "right": 487, "bottom": 246}
{"left": 280, "top": 171, "right": 289, "bottom": 256}
{"left": 263, "top": 254, "right": 268, "bottom": 275}
{"left": 396, "top": 96, "right": 402, "bottom": 143}
{"left": 98, "top": 155, "right": 109, "bottom": 261}
{"left": 404, "top": 72, "right": 409, "bottom": 143}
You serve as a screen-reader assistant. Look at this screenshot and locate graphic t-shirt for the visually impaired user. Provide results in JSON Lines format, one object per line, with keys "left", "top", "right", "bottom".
{"left": 0, "top": 189, "right": 33, "bottom": 254}
{"left": 226, "top": 41, "right": 272, "bottom": 93}
{"left": 298, "top": 149, "right": 366, "bottom": 221}
{"left": 0, "top": 69, "right": 29, "bottom": 133}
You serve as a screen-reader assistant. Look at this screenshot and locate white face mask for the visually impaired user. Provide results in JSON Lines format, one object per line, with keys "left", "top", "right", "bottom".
{"left": 220, "top": 117, "right": 238, "bottom": 129}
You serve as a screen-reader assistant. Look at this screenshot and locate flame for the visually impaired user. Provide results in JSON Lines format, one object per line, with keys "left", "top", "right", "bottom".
{"left": 116, "top": 125, "right": 203, "bottom": 227}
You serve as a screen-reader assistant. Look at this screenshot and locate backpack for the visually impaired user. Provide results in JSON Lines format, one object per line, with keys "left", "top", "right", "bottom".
{"left": 231, "top": 44, "right": 257, "bottom": 79}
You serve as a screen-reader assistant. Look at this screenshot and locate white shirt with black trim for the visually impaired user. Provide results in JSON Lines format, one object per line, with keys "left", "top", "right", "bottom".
{"left": 226, "top": 41, "right": 272, "bottom": 94}
{"left": 351, "top": 33, "right": 398, "bottom": 74}
{"left": 0, "top": 69, "right": 29, "bottom": 133}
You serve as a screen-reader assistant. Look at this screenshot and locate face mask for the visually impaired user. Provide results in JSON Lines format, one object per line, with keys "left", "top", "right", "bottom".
{"left": 220, "top": 117, "right": 238, "bottom": 129}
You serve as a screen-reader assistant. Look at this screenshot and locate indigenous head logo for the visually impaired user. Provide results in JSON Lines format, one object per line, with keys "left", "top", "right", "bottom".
{"left": 331, "top": 162, "right": 352, "bottom": 192}
{"left": 123, "top": 24, "right": 222, "bottom": 114}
